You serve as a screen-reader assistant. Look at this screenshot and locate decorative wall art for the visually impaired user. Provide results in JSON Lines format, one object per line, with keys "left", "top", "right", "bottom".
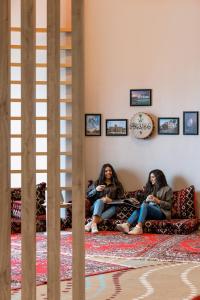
{"left": 158, "top": 118, "right": 179, "bottom": 135}
{"left": 183, "top": 111, "right": 199, "bottom": 135}
{"left": 130, "top": 89, "right": 152, "bottom": 106}
{"left": 85, "top": 114, "right": 101, "bottom": 136}
{"left": 106, "top": 119, "right": 128, "bottom": 136}
{"left": 129, "top": 112, "right": 154, "bottom": 139}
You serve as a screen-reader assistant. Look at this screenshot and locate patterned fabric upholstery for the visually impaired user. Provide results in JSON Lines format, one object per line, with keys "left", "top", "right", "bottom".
{"left": 63, "top": 185, "right": 199, "bottom": 235}
{"left": 11, "top": 182, "right": 46, "bottom": 233}
{"left": 171, "top": 185, "right": 195, "bottom": 219}
{"left": 11, "top": 217, "right": 46, "bottom": 234}
{"left": 11, "top": 201, "right": 22, "bottom": 218}
{"left": 116, "top": 203, "right": 135, "bottom": 220}
{"left": 61, "top": 216, "right": 72, "bottom": 230}
{"left": 144, "top": 218, "right": 199, "bottom": 235}
{"left": 11, "top": 182, "right": 46, "bottom": 218}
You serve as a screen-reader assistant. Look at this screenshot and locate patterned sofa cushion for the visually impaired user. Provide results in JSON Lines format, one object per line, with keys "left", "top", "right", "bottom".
{"left": 116, "top": 203, "right": 135, "bottom": 220}
{"left": 171, "top": 185, "right": 195, "bottom": 219}
{"left": 11, "top": 182, "right": 46, "bottom": 218}
{"left": 144, "top": 218, "right": 199, "bottom": 235}
{"left": 11, "top": 217, "right": 46, "bottom": 233}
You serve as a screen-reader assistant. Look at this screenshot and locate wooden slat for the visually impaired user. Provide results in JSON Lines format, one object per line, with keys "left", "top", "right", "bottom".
{"left": 11, "top": 153, "right": 72, "bottom": 157}
{"left": 72, "top": 1, "right": 85, "bottom": 300}
{"left": 60, "top": 98, "right": 72, "bottom": 103}
{"left": 11, "top": 168, "right": 72, "bottom": 173}
{"left": 47, "top": 0, "right": 60, "bottom": 299}
{"left": 11, "top": 44, "right": 72, "bottom": 50}
{"left": 0, "top": 1, "right": 10, "bottom": 299}
{"left": 11, "top": 133, "right": 72, "bottom": 138}
{"left": 11, "top": 27, "right": 71, "bottom": 33}
{"left": 10, "top": 98, "right": 72, "bottom": 103}
{"left": 21, "top": 1, "right": 36, "bottom": 299}
{"left": 11, "top": 80, "right": 71, "bottom": 85}
{"left": 60, "top": 186, "right": 72, "bottom": 191}
{"left": 11, "top": 63, "right": 72, "bottom": 68}
{"left": 11, "top": 116, "right": 71, "bottom": 120}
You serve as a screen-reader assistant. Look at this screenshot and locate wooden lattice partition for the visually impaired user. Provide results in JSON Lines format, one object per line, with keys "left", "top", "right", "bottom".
{"left": 0, "top": 0, "right": 85, "bottom": 299}
{"left": 0, "top": 1, "right": 10, "bottom": 299}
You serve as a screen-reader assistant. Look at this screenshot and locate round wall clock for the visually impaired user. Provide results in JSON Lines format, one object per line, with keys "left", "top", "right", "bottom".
{"left": 129, "top": 112, "right": 154, "bottom": 139}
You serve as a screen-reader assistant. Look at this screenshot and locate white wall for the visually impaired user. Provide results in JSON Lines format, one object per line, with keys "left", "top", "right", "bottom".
{"left": 84, "top": 0, "right": 200, "bottom": 216}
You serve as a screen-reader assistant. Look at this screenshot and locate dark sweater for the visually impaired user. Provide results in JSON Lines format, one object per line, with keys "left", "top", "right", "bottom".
{"left": 87, "top": 180, "right": 124, "bottom": 205}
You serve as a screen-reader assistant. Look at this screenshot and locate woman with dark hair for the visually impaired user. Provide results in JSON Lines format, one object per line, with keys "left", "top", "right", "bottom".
{"left": 117, "top": 169, "right": 173, "bottom": 235}
{"left": 85, "top": 163, "right": 124, "bottom": 234}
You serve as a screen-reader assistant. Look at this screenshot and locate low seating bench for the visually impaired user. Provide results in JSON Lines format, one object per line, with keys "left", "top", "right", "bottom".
{"left": 65, "top": 185, "right": 199, "bottom": 235}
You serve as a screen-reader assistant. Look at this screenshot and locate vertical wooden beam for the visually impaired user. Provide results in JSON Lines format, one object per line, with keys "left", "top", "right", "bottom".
{"left": 47, "top": 0, "right": 60, "bottom": 299}
{"left": 21, "top": 1, "right": 36, "bottom": 299}
{"left": 72, "top": 1, "right": 85, "bottom": 300}
{"left": 0, "top": 1, "right": 10, "bottom": 299}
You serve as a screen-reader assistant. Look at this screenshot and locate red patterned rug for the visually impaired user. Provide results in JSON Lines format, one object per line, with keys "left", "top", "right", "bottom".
{"left": 85, "top": 231, "right": 200, "bottom": 262}
{"left": 11, "top": 231, "right": 200, "bottom": 289}
{"left": 11, "top": 232, "right": 129, "bottom": 290}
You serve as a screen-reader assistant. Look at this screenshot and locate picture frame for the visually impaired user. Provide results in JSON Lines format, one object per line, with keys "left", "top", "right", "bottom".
{"left": 106, "top": 119, "right": 128, "bottom": 136}
{"left": 158, "top": 117, "right": 179, "bottom": 135}
{"left": 130, "top": 89, "right": 152, "bottom": 106}
{"left": 183, "top": 111, "right": 199, "bottom": 135}
{"left": 85, "top": 114, "right": 101, "bottom": 136}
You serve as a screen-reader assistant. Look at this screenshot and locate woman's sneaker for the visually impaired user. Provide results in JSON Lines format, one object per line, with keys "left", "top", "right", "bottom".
{"left": 85, "top": 221, "right": 92, "bottom": 232}
{"left": 116, "top": 223, "right": 130, "bottom": 234}
{"left": 128, "top": 225, "right": 143, "bottom": 235}
{"left": 91, "top": 224, "right": 98, "bottom": 234}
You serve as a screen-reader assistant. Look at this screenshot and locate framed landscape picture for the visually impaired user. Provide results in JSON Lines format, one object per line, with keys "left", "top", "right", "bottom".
{"left": 158, "top": 117, "right": 179, "bottom": 135}
{"left": 106, "top": 119, "right": 128, "bottom": 136}
{"left": 130, "top": 89, "right": 152, "bottom": 106}
{"left": 183, "top": 111, "right": 199, "bottom": 135}
{"left": 85, "top": 114, "right": 101, "bottom": 136}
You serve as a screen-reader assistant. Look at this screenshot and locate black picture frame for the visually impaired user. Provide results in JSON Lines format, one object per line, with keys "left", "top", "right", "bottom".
{"left": 106, "top": 119, "right": 128, "bottom": 136}
{"left": 183, "top": 111, "right": 199, "bottom": 135}
{"left": 130, "top": 89, "right": 152, "bottom": 106}
{"left": 158, "top": 117, "right": 179, "bottom": 135}
{"left": 85, "top": 114, "right": 101, "bottom": 136}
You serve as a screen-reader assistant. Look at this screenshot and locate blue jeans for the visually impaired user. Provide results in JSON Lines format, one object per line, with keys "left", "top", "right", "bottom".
{"left": 127, "top": 202, "right": 165, "bottom": 225}
{"left": 91, "top": 199, "right": 116, "bottom": 220}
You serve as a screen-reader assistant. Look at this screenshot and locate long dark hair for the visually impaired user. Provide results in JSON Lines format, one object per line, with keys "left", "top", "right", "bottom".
{"left": 145, "top": 169, "right": 168, "bottom": 195}
{"left": 96, "top": 163, "right": 120, "bottom": 186}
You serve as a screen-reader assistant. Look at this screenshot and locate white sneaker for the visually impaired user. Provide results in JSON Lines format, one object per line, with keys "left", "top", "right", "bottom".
{"left": 128, "top": 225, "right": 143, "bottom": 235}
{"left": 116, "top": 223, "right": 130, "bottom": 234}
{"left": 91, "top": 224, "right": 98, "bottom": 234}
{"left": 85, "top": 221, "right": 92, "bottom": 232}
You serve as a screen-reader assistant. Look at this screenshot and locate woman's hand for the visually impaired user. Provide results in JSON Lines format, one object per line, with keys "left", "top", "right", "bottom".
{"left": 147, "top": 195, "right": 160, "bottom": 205}
{"left": 102, "top": 194, "right": 112, "bottom": 204}
{"left": 96, "top": 185, "right": 106, "bottom": 192}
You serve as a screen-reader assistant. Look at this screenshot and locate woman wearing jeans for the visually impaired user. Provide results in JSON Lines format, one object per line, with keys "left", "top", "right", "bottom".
{"left": 85, "top": 163, "right": 124, "bottom": 234}
{"left": 117, "top": 169, "right": 173, "bottom": 235}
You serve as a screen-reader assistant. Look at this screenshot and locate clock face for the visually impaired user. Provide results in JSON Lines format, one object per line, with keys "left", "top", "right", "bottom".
{"left": 129, "top": 112, "right": 154, "bottom": 139}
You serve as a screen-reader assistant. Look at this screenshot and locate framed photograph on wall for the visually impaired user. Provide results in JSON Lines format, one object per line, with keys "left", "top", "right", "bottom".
{"left": 183, "top": 111, "right": 199, "bottom": 135}
{"left": 130, "top": 89, "right": 152, "bottom": 106}
{"left": 85, "top": 114, "right": 101, "bottom": 136}
{"left": 106, "top": 119, "right": 128, "bottom": 136}
{"left": 158, "top": 117, "right": 179, "bottom": 135}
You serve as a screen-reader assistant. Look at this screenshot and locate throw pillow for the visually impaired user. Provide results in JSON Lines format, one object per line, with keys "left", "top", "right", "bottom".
{"left": 11, "top": 182, "right": 46, "bottom": 216}
{"left": 171, "top": 185, "right": 195, "bottom": 219}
